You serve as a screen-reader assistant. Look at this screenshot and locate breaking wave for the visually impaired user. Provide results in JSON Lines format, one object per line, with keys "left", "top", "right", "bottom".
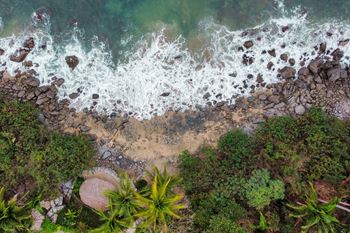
{"left": 1, "top": 4, "right": 350, "bottom": 119}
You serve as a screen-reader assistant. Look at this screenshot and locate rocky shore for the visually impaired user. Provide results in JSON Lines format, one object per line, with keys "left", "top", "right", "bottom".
{"left": 1, "top": 37, "right": 350, "bottom": 175}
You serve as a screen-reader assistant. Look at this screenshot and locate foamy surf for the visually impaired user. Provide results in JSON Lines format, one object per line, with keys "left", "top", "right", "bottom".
{"left": 1, "top": 7, "right": 350, "bottom": 119}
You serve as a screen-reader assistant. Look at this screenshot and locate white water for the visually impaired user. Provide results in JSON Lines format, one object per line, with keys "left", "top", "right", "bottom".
{"left": 1, "top": 6, "right": 350, "bottom": 119}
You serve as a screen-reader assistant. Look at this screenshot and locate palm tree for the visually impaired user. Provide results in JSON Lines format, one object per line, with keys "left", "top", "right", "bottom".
{"left": 146, "top": 167, "right": 181, "bottom": 194}
{"left": 135, "top": 175, "right": 185, "bottom": 232}
{"left": 287, "top": 183, "right": 341, "bottom": 233}
{"left": 90, "top": 173, "right": 138, "bottom": 233}
{"left": 0, "top": 187, "right": 32, "bottom": 233}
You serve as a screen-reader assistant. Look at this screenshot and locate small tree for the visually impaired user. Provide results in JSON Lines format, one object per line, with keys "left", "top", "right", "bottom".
{"left": 287, "top": 183, "right": 341, "bottom": 233}
{"left": 0, "top": 187, "right": 32, "bottom": 232}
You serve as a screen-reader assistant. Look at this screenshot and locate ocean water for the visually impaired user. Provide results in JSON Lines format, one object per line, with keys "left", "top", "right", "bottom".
{"left": 0, "top": 0, "right": 350, "bottom": 119}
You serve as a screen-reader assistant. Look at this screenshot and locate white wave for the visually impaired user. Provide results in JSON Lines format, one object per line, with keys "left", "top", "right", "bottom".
{"left": 1, "top": 7, "right": 350, "bottom": 119}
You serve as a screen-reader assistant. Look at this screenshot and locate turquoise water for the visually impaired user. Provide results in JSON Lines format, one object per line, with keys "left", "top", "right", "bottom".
{"left": 1, "top": 1, "right": 350, "bottom": 119}
{"left": 2, "top": 0, "right": 349, "bottom": 57}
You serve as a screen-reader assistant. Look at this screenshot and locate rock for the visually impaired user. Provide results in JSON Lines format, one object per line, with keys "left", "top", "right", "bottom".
{"left": 65, "top": 55, "right": 79, "bottom": 70}
{"left": 79, "top": 178, "right": 117, "bottom": 211}
{"left": 53, "top": 78, "right": 65, "bottom": 87}
{"left": 327, "top": 68, "right": 341, "bottom": 82}
{"left": 280, "top": 53, "right": 288, "bottom": 61}
{"left": 0, "top": 48, "right": 4, "bottom": 56}
{"left": 295, "top": 105, "right": 306, "bottom": 115}
{"left": 10, "top": 49, "right": 29, "bottom": 62}
{"left": 339, "top": 39, "right": 349, "bottom": 47}
{"left": 92, "top": 93, "right": 99, "bottom": 99}
{"left": 279, "top": 66, "right": 296, "bottom": 79}
{"left": 267, "top": 49, "right": 276, "bottom": 57}
{"left": 69, "top": 92, "right": 79, "bottom": 99}
{"left": 256, "top": 74, "right": 264, "bottom": 83}
{"left": 282, "top": 26, "right": 289, "bottom": 32}
{"left": 101, "top": 150, "right": 112, "bottom": 160}
{"left": 24, "top": 61, "right": 33, "bottom": 67}
{"left": 40, "top": 200, "right": 51, "bottom": 210}
{"left": 288, "top": 58, "right": 296, "bottom": 66}
{"left": 203, "top": 92, "right": 211, "bottom": 99}
{"left": 298, "top": 67, "right": 309, "bottom": 77}
{"left": 31, "top": 209, "right": 44, "bottom": 232}
{"left": 160, "top": 92, "right": 170, "bottom": 97}
{"left": 267, "top": 62, "right": 274, "bottom": 70}
{"left": 79, "top": 125, "right": 90, "bottom": 132}
{"left": 331, "top": 49, "right": 343, "bottom": 61}
{"left": 308, "top": 60, "right": 320, "bottom": 74}
{"left": 243, "top": 40, "right": 254, "bottom": 49}
{"left": 23, "top": 37, "right": 35, "bottom": 49}
{"left": 25, "top": 77, "right": 40, "bottom": 87}
{"left": 319, "top": 43, "right": 327, "bottom": 53}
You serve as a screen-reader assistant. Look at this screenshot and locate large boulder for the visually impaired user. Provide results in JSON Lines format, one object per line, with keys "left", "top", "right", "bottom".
{"left": 79, "top": 178, "right": 117, "bottom": 211}
{"left": 80, "top": 167, "right": 119, "bottom": 210}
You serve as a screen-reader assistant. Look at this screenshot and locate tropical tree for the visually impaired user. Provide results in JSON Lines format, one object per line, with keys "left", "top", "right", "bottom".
{"left": 135, "top": 175, "right": 185, "bottom": 232}
{"left": 287, "top": 183, "right": 341, "bottom": 233}
{"left": 146, "top": 167, "right": 181, "bottom": 194}
{"left": 0, "top": 187, "right": 32, "bottom": 233}
{"left": 90, "top": 173, "right": 138, "bottom": 233}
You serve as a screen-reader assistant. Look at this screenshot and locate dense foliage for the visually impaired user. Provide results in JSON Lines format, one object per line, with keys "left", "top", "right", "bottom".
{"left": 179, "top": 108, "right": 350, "bottom": 232}
{"left": 0, "top": 99, "right": 95, "bottom": 198}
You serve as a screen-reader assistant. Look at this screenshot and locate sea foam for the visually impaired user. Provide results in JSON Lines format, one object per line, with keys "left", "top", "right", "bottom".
{"left": 1, "top": 6, "right": 350, "bottom": 119}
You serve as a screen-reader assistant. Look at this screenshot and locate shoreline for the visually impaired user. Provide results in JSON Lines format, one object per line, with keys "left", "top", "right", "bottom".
{"left": 1, "top": 38, "right": 350, "bottom": 175}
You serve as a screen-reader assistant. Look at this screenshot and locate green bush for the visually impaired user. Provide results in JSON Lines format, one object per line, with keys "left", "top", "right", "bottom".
{"left": 0, "top": 99, "right": 95, "bottom": 198}
{"left": 204, "top": 216, "right": 247, "bottom": 233}
{"left": 242, "top": 169, "right": 285, "bottom": 210}
{"left": 179, "top": 107, "right": 350, "bottom": 232}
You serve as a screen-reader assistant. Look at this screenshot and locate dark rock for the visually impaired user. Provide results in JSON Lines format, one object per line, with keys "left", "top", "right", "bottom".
{"left": 280, "top": 53, "right": 288, "bottom": 61}
{"left": 267, "top": 62, "right": 274, "bottom": 70}
{"left": 23, "top": 37, "right": 35, "bottom": 49}
{"left": 0, "top": 49, "right": 4, "bottom": 56}
{"left": 268, "top": 49, "right": 276, "bottom": 57}
{"left": 327, "top": 68, "right": 341, "bottom": 82}
{"left": 256, "top": 74, "right": 264, "bottom": 83}
{"left": 203, "top": 92, "right": 211, "bottom": 99}
{"left": 69, "top": 92, "right": 79, "bottom": 99}
{"left": 160, "top": 92, "right": 170, "bottom": 97}
{"left": 25, "top": 77, "right": 40, "bottom": 87}
{"left": 339, "top": 39, "right": 349, "bottom": 47}
{"left": 10, "top": 49, "right": 29, "bottom": 62}
{"left": 279, "top": 66, "right": 296, "bottom": 79}
{"left": 282, "top": 26, "right": 289, "bottom": 32}
{"left": 243, "top": 40, "right": 254, "bottom": 49}
{"left": 65, "top": 55, "right": 79, "bottom": 70}
{"left": 319, "top": 43, "right": 327, "bottom": 53}
{"left": 331, "top": 49, "right": 343, "bottom": 61}
{"left": 308, "top": 60, "right": 320, "bottom": 74}
{"left": 288, "top": 58, "right": 296, "bottom": 66}
{"left": 24, "top": 61, "right": 33, "bottom": 67}
{"left": 92, "top": 93, "right": 99, "bottom": 99}
{"left": 53, "top": 78, "right": 65, "bottom": 87}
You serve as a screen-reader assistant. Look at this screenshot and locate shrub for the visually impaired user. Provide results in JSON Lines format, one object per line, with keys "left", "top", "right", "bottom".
{"left": 242, "top": 169, "right": 285, "bottom": 210}
{"left": 204, "top": 216, "right": 247, "bottom": 233}
{"left": 0, "top": 99, "right": 95, "bottom": 198}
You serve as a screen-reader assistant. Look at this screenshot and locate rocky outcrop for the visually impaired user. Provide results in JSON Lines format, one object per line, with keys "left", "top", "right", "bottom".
{"left": 65, "top": 55, "right": 79, "bottom": 70}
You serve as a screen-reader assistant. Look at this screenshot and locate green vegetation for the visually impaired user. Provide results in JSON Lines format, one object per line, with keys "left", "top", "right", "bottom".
{"left": 0, "top": 187, "right": 32, "bottom": 232}
{"left": 0, "top": 99, "right": 95, "bottom": 199}
{"left": 288, "top": 183, "right": 341, "bottom": 233}
{"left": 179, "top": 108, "right": 350, "bottom": 232}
